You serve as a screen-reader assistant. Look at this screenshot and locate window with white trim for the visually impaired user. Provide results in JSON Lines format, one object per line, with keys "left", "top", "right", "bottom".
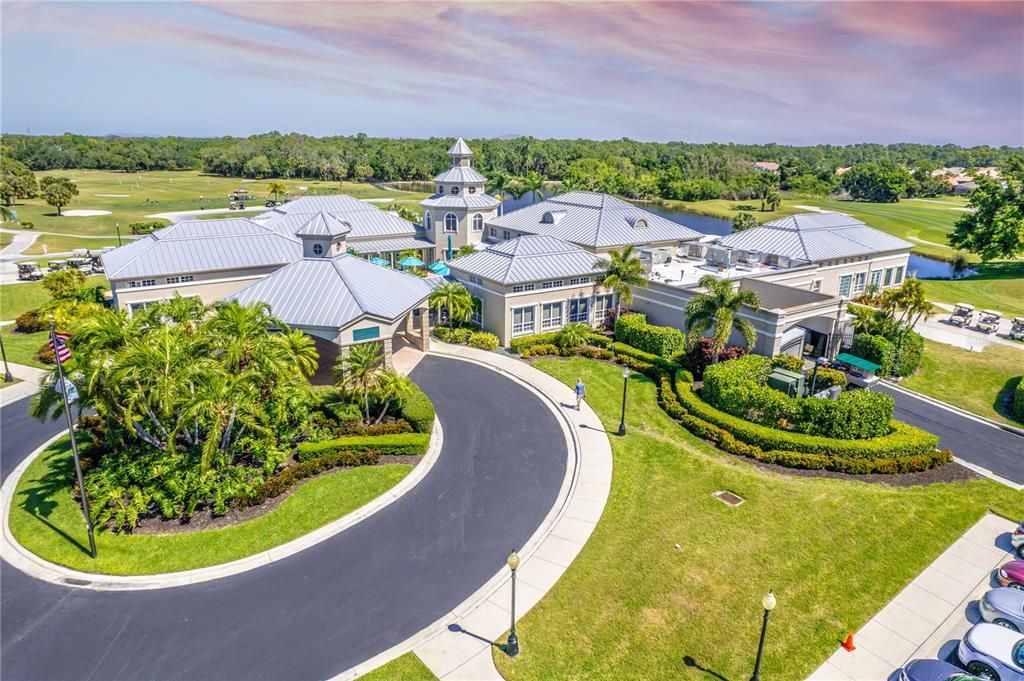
{"left": 883, "top": 267, "right": 893, "bottom": 286}
{"left": 594, "top": 294, "right": 614, "bottom": 323}
{"left": 166, "top": 275, "right": 194, "bottom": 285}
{"left": 512, "top": 283, "right": 535, "bottom": 293}
{"left": 869, "top": 270, "right": 882, "bottom": 288}
{"left": 568, "top": 298, "right": 589, "bottom": 323}
{"left": 425, "top": 212, "right": 432, "bottom": 231}
{"left": 541, "top": 302, "right": 563, "bottom": 330}
{"left": 568, "top": 276, "right": 590, "bottom": 286}
{"left": 502, "top": 230, "right": 511, "bottom": 240}
{"left": 129, "top": 279, "right": 157, "bottom": 288}
{"left": 810, "top": 279, "right": 822, "bottom": 292}
{"left": 450, "top": 186, "right": 459, "bottom": 195}
{"left": 894, "top": 265, "right": 905, "bottom": 284}
{"left": 511, "top": 306, "right": 535, "bottom": 335}
{"left": 468, "top": 187, "right": 477, "bottom": 194}
{"left": 838, "top": 274, "right": 852, "bottom": 297}
{"left": 541, "top": 280, "right": 564, "bottom": 289}
{"left": 312, "top": 243, "right": 324, "bottom": 256}
{"left": 472, "top": 214, "right": 483, "bottom": 231}
{"left": 444, "top": 213, "right": 458, "bottom": 233}
{"left": 853, "top": 272, "right": 866, "bottom": 294}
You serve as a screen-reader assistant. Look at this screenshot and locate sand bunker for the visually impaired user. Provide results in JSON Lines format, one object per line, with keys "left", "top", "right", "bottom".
{"left": 62, "top": 209, "right": 112, "bottom": 217}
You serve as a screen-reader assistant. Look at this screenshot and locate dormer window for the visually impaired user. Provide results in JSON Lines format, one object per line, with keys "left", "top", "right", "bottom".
{"left": 541, "top": 210, "right": 566, "bottom": 224}
{"left": 627, "top": 216, "right": 648, "bottom": 228}
{"left": 312, "top": 243, "right": 324, "bottom": 256}
{"left": 450, "top": 186, "right": 459, "bottom": 195}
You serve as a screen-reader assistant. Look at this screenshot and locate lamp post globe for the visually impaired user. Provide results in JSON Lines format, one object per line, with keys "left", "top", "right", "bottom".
{"left": 506, "top": 550, "right": 521, "bottom": 657}
{"left": 750, "top": 589, "right": 775, "bottom": 681}
{"left": 617, "top": 367, "right": 630, "bottom": 437}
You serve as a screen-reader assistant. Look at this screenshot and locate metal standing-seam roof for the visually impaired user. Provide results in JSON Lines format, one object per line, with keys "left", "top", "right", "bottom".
{"left": 347, "top": 234, "right": 436, "bottom": 254}
{"left": 101, "top": 219, "right": 301, "bottom": 280}
{"left": 420, "top": 193, "right": 501, "bottom": 210}
{"left": 433, "top": 166, "right": 488, "bottom": 184}
{"left": 487, "top": 191, "right": 702, "bottom": 249}
{"left": 230, "top": 254, "right": 433, "bottom": 329}
{"left": 716, "top": 212, "right": 913, "bottom": 263}
{"left": 448, "top": 234, "right": 604, "bottom": 285}
{"left": 447, "top": 137, "right": 473, "bottom": 157}
{"left": 254, "top": 195, "right": 420, "bottom": 239}
{"left": 293, "top": 211, "right": 352, "bottom": 237}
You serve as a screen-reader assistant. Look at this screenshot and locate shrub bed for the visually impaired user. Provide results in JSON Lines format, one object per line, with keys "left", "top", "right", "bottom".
{"left": 614, "top": 313, "right": 685, "bottom": 357}
{"left": 434, "top": 327, "right": 474, "bottom": 344}
{"left": 339, "top": 420, "right": 413, "bottom": 436}
{"left": 851, "top": 331, "right": 924, "bottom": 378}
{"left": 400, "top": 384, "right": 435, "bottom": 433}
{"left": 659, "top": 375, "right": 948, "bottom": 473}
{"left": 468, "top": 331, "right": 499, "bottom": 350}
{"left": 15, "top": 309, "right": 47, "bottom": 333}
{"left": 610, "top": 342, "right": 684, "bottom": 376}
{"left": 1014, "top": 378, "right": 1024, "bottom": 422}
{"left": 296, "top": 432, "right": 431, "bottom": 462}
{"left": 247, "top": 450, "right": 382, "bottom": 506}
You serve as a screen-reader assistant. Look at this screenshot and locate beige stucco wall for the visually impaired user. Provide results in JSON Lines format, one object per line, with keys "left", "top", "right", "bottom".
{"left": 110, "top": 264, "right": 283, "bottom": 312}
{"left": 423, "top": 205, "right": 496, "bottom": 261}
{"left": 762, "top": 250, "right": 911, "bottom": 298}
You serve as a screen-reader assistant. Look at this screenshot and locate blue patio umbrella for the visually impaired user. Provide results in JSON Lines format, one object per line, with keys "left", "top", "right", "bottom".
{"left": 398, "top": 256, "right": 425, "bottom": 267}
{"left": 428, "top": 262, "right": 450, "bottom": 276}
{"left": 370, "top": 256, "right": 389, "bottom": 266}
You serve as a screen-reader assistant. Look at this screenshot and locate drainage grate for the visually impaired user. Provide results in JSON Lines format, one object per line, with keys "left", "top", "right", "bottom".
{"left": 63, "top": 577, "right": 92, "bottom": 586}
{"left": 713, "top": 490, "right": 745, "bottom": 507}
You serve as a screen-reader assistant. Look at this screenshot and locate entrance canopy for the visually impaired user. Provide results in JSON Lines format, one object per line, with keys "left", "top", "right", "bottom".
{"left": 834, "top": 353, "right": 880, "bottom": 373}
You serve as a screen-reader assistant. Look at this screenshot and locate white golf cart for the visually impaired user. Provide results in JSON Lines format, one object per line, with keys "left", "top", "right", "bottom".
{"left": 948, "top": 302, "right": 974, "bottom": 328}
{"left": 976, "top": 310, "right": 1001, "bottom": 334}
{"left": 1008, "top": 317, "right": 1024, "bottom": 341}
{"left": 17, "top": 262, "right": 43, "bottom": 281}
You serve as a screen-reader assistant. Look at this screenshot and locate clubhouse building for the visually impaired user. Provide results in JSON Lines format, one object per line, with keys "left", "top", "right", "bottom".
{"left": 103, "top": 138, "right": 913, "bottom": 364}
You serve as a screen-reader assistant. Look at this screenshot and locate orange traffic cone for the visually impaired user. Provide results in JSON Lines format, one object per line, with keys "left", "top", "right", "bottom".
{"left": 842, "top": 630, "right": 856, "bottom": 652}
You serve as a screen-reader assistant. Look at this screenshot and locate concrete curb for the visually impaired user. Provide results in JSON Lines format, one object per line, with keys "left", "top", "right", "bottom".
{"left": 0, "top": 416, "right": 444, "bottom": 591}
{"left": 335, "top": 343, "right": 612, "bottom": 680}
{"left": 883, "top": 379, "right": 1023, "bottom": 436}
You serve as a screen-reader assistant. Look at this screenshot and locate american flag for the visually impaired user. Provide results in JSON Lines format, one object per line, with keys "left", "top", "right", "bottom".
{"left": 49, "top": 331, "right": 72, "bottom": 364}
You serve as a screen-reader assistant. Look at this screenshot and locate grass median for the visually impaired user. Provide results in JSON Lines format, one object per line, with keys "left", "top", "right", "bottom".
{"left": 0, "top": 274, "right": 107, "bottom": 321}
{"left": 9, "top": 436, "right": 412, "bottom": 575}
{"left": 493, "top": 357, "right": 1022, "bottom": 681}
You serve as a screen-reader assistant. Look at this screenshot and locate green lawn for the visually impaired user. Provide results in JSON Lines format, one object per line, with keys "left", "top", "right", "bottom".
{"left": 0, "top": 232, "right": 12, "bottom": 249}
{"left": 902, "top": 339, "right": 1023, "bottom": 425}
{"left": 919, "top": 262, "right": 1024, "bottom": 318}
{"left": 0, "top": 327, "right": 49, "bottom": 368}
{"left": 0, "top": 275, "right": 107, "bottom": 321}
{"left": 493, "top": 358, "right": 1022, "bottom": 681}
{"left": 361, "top": 653, "right": 435, "bottom": 680}
{"left": 21, "top": 234, "right": 124, "bottom": 256}
{"left": 7, "top": 170, "right": 429, "bottom": 237}
{"left": 10, "top": 435, "right": 412, "bottom": 575}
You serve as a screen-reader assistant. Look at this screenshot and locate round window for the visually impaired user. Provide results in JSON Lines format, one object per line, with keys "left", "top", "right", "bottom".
{"left": 312, "top": 243, "right": 324, "bottom": 255}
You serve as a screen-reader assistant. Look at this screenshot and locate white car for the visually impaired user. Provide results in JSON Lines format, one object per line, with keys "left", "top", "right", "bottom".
{"left": 1013, "top": 520, "right": 1024, "bottom": 559}
{"left": 959, "top": 622, "right": 1024, "bottom": 680}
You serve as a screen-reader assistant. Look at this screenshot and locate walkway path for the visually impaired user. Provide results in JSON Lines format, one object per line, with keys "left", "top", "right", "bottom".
{"left": 808, "top": 513, "right": 1017, "bottom": 680}
{"left": 0, "top": 350, "right": 611, "bottom": 680}
{"left": 0, "top": 363, "right": 47, "bottom": 408}
{"left": 914, "top": 310, "right": 1023, "bottom": 351}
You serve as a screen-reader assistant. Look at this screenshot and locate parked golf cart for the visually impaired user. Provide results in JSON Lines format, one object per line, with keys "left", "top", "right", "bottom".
{"left": 949, "top": 302, "right": 975, "bottom": 328}
{"left": 977, "top": 310, "right": 1002, "bottom": 334}
{"left": 90, "top": 254, "right": 105, "bottom": 274}
{"left": 1009, "top": 318, "right": 1024, "bottom": 342}
{"left": 265, "top": 200, "right": 281, "bottom": 207}
{"left": 832, "top": 352, "right": 881, "bottom": 388}
{"left": 47, "top": 260, "right": 67, "bottom": 273}
{"left": 66, "top": 251, "right": 92, "bottom": 271}
{"left": 17, "top": 262, "right": 43, "bottom": 281}
{"left": 229, "top": 189, "right": 249, "bottom": 202}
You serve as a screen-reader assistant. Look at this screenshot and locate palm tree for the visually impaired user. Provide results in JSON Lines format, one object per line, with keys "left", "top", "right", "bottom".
{"left": 388, "top": 203, "right": 419, "bottom": 222}
{"left": 280, "top": 329, "right": 319, "bottom": 379}
{"left": 555, "top": 322, "right": 591, "bottom": 349}
{"left": 372, "top": 369, "right": 414, "bottom": 424}
{"left": 455, "top": 244, "right": 477, "bottom": 258}
{"left": 883, "top": 278, "right": 933, "bottom": 329}
{"left": 429, "top": 281, "right": 473, "bottom": 328}
{"left": 179, "top": 370, "right": 269, "bottom": 470}
{"left": 594, "top": 245, "right": 647, "bottom": 321}
{"left": 521, "top": 171, "right": 545, "bottom": 203}
{"left": 334, "top": 342, "right": 384, "bottom": 424}
{"left": 756, "top": 173, "right": 779, "bottom": 212}
{"left": 846, "top": 303, "right": 899, "bottom": 337}
{"left": 267, "top": 181, "right": 286, "bottom": 203}
{"left": 487, "top": 172, "right": 511, "bottom": 216}
{"left": 765, "top": 185, "right": 781, "bottom": 211}
{"left": 684, "top": 275, "right": 761, "bottom": 363}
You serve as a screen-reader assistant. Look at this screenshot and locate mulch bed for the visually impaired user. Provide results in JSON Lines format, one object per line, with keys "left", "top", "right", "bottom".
{"left": 734, "top": 454, "right": 981, "bottom": 487}
{"left": 132, "top": 456, "right": 422, "bottom": 536}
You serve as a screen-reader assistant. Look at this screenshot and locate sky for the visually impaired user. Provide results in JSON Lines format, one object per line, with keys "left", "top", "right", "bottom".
{"left": 2, "top": 1, "right": 1023, "bottom": 146}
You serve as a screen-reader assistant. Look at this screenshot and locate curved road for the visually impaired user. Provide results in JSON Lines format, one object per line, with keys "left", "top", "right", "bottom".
{"left": 1, "top": 356, "right": 567, "bottom": 680}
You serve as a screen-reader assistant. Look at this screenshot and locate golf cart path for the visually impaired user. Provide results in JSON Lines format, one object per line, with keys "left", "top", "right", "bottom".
{"left": 0, "top": 355, "right": 573, "bottom": 680}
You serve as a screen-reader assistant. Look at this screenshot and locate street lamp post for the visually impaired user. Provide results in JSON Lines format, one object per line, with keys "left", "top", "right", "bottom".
{"left": 617, "top": 366, "right": 630, "bottom": 436}
{"left": 808, "top": 356, "right": 828, "bottom": 397}
{"left": 506, "top": 550, "right": 521, "bottom": 657}
{"left": 1, "top": 335, "right": 12, "bottom": 382}
{"left": 115, "top": 222, "right": 122, "bottom": 247}
{"left": 750, "top": 589, "right": 776, "bottom": 681}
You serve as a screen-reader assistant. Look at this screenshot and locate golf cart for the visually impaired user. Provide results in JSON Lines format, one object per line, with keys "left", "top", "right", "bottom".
{"left": 17, "top": 262, "right": 43, "bottom": 281}
{"left": 1010, "top": 317, "right": 1024, "bottom": 341}
{"left": 47, "top": 260, "right": 67, "bottom": 273}
{"left": 832, "top": 352, "right": 881, "bottom": 388}
{"left": 976, "top": 310, "right": 1001, "bottom": 334}
{"left": 948, "top": 303, "right": 974, "bottom": 328}
{"left": 265, "top": 200, "right": 281, "bottom": 208}
{"left": 229, "top": 189, "right": 249, "bottom": 202}
{"left": 90, "top": 254, "right": 105, "bottom": 273}
{"left": 66, "top": 251, "right": 91, "bottom": 271}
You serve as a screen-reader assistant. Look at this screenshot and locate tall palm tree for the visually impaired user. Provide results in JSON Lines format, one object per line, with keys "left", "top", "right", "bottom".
{"left": 521, "top": 171, "right": 545, "bottom": 203}
{"left": 334, "top": 341, "right": 384, "bottom": 424}
{"left": 487, "top": 172, "right": 511, "bottom": 216}
{"left": 428, "top": 281, "right": 473, "bottom": 328}
{"left": 372, "top": 369, "right": 414, "bottom": 424}
{"left": 594, "top": 245, "right": 647, "bottom": 321}
{"left": 685, "top": 275, "right": 761, "bottom": 363}
{"left": 388, "top": 203, "right": 419, "bottom": 222}
{"left": 280, "top": 329, "right": 319, "bottom": 379}
{"left": 267, "top": 181, "right": 286, "bottom": 203}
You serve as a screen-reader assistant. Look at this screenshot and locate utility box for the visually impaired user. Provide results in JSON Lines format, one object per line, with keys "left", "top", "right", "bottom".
{"left": 767, "top": 368, "right": 804, "bottom": 398}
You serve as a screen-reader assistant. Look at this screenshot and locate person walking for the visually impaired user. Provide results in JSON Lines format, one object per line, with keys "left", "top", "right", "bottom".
{"left": 575, "top": 377, "right": 586, "bottom": 411}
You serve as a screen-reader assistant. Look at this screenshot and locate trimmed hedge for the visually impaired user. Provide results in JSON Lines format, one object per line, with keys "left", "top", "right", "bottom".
{"left": 512, "top": 330, "right": 611, "bottom": 354}
{"left": 659, "top": 375, "right": 948, "bottom": 473}
{"left": 610, "top": 342, "right": 684, "bottom": 376}
{"left": 671, "top": 375, "right": 938, "bottom": 460}
{"left": 468, "top": 331, "right": 499, "bottom": 350}
{"left": 296, "top": 432, "right": 431, "bottom": 462}
{"left": 247, "top": 450, "right": 381, "bottom": 506}
{"left": 771, "top": 354, "right": 804, "bottom": 372}
{"left": 614, "top": 313, "right": 685, "bottom": 357}
{"left": 1013, "top": 377, "right": 1024, "bottom": 422}
{"left": 434, "top": 327, "right": 474, "bottom": 344}
{"left": 851, "top": 331, "right": 924, "bottom": 378}
{"left": 339, "top": 420, "right": 413, "bottom": 436}
{"left": 399, "top": 385, "right": 435, "bottom": 433}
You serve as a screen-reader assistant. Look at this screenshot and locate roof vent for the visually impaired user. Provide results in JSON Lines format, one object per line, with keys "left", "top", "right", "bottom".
{"left": 627, "top": 216, "right": 648, "bottom": 229}
{"left": 541, "top": 210, "right": 566, "bottom": 224}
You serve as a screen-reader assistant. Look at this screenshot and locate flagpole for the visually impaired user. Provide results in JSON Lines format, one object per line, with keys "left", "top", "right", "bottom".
{"left": 49, "top": 321, "right": 97, "bottom": 559}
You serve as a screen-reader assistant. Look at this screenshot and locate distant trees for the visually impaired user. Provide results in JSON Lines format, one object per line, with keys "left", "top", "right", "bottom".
{"left": 840, "top": 161, "right": 912, "bottom": 202}
{"left": 39, "top": 176, "right": 78, "bottom": 215}
{"left": 949, "top": 157, "right": 1024, "bottom": 260}
{"left": 1, "top": 157, "right": 38, "bottom": 205}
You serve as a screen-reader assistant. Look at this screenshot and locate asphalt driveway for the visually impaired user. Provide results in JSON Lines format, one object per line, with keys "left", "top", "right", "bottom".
{"left": 0, "top": 355, "right": 568, "bottom": 680}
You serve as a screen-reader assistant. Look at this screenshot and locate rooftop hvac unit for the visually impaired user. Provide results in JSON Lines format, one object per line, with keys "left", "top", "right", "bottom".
{"left": 742, "top": 250, "right": 762, "bottom": 264}
{"left": 706, "top": 245, "right": 737, "bottom": 269}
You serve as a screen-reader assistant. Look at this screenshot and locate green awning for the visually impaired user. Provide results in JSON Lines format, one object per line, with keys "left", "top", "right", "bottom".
{"left": 834, "top": 353, "right": 880, "bottom": 373}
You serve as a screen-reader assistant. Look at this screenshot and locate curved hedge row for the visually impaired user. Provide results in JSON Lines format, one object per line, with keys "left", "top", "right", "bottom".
{"left": 658, "top": 375, "right": 949, "bottom": 474}
{"left": 1013, "top": 377, "right": 1024, "bottom": 422}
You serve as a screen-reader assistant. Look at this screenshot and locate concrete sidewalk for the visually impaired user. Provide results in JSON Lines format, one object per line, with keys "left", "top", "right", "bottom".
{"left": 0, "top": 362, "right": 47, "bottom": 407}
{"left": 808, "top": 514, "right": 1018, "bottom": 680}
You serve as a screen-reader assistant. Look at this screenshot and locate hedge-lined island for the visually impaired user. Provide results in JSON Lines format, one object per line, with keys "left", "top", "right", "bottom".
{"left": 11, "top": 297, "right": 435, "bottom": 574}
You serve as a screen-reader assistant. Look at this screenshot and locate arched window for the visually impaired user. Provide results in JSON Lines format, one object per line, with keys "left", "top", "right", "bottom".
{"left": 444, "top": 213, "right": 458, "bottom": 233}
{"left": 472, "top": 214, "right": 484, "bottom": 231}
{"left": 312, "top": 243, "right": 324, "bottom": 256}
{"left": 425, "top": 212, "right": 432, "bottom": 231}
{"left": 437, "top": 185, "right": 443, "bottom": 194}
{"left": 450, "top": 186, "right": 459, "bottom": 194}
